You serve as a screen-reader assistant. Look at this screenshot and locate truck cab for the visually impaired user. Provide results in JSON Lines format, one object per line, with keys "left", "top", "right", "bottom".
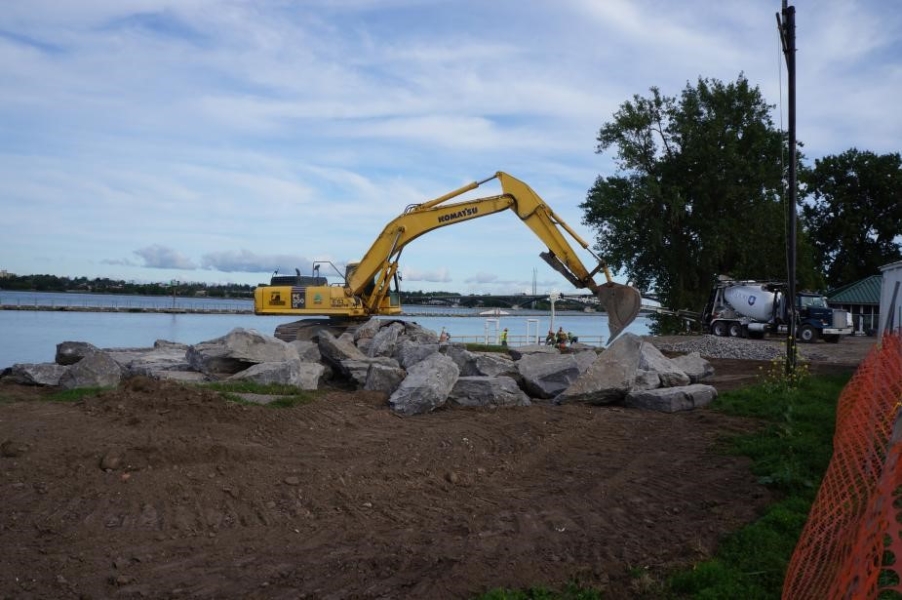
{"left": 796, "top": 292, "right": 854, "bottom": 343}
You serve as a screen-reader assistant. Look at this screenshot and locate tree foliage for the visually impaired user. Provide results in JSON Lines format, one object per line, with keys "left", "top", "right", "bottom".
{"left": 582, "top": 75, "right": 811, "bottom": 313}
{"left": 801, "top": 149, "right": 902, "bottom": 288}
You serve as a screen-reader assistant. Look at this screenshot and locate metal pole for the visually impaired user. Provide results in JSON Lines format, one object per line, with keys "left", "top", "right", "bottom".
{"left": 778, "top": 2, "right": 798, "bottom": 375}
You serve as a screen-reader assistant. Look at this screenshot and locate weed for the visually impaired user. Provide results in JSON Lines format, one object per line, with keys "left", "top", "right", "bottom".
{"left": 664, "top": 373, "right": 849, "bottom": 598}
{"left": 48, "top": 387, "right": 108, "bottom": 402}
{"left": 203, "top": 381, "right": 315, "bottom": 408}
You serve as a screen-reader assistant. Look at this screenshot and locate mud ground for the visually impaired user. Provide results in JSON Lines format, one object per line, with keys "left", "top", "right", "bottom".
{"left": 0, "top": 335, "right": 876, "bottom": 599}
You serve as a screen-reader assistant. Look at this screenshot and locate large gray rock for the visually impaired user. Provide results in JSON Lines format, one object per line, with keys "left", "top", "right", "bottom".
{"left": 364, "top": 362, "right": 407, "bottom": 394}
{"left": 364, "top": 320, "right": 441, "bottom": 359}
{"left": 462, "top": 353, "right": 518, "bottom": 377}
{"left": 396, "top": 340, "right": 440, "bottom": 369}
{"left": 341, "top": 356, "right": 401, "bottom": 387}
{"left": 352, "top": 318, "right": 386, "bottom": 350}
{"left": 153, "top": 371, "right": 209, "bottom": 383}
{"left": 398, "top": 321, "right": 441, "bottom": 344}
{"left": 555, "top": 333, "right": 644, "bottom": 405}
{"left": 55, "top": 341, "right": 99, "bottom": 366}
{"left": 639, "top": 343, "right": 691, "bottom": 388}
{"left": 449, "top": 376, "right": 530, "bottom": 407}
{"left": 187, "top": 328, "right": 298, "bottom": 376}
{"left": 633, "top": 369, "right": 662, "bottom": 391}
{"left": 625, "top": 384, "right": 718, "bottom": 413}
{"left": 58, "top": 351, "right": 122, "bottom": 390}
{"left": 3, "top": 363, "right": 69, "bottom": 386}
{"left": 670, "top": 352, "right": 715, "bottom": 383}
{"left": 106, "top": 346, "right": 191, "bottom": 378}
{"left": 388, "top": 353, "right": 459, "bottom": 416}
{"left": 288, "top": 340, "right": 322, "bottom": 363}
{"left": 440, "top": 343, "right": 473, "bottom": 372}
{"left": 516, "top": 352, "right": 595, "bottom": 400}
{"left": 152, "top": 339, "right": 189, "bottom": 351}
{"left": 508, "top": 344, "right": 558, "bottom": 361}
{"left": 317, "top": 330, "right": 368, "bottom": 371}
{"left": 368, "top": 321, "right": 406, "bottom": 358}
{"left": 228, "top": 359, "right": 323, "bottom": 390}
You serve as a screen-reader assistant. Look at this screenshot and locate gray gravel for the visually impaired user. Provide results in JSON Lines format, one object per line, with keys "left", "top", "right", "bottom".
{"left": 648, "top": 335, "right": 790, "bottom": 361}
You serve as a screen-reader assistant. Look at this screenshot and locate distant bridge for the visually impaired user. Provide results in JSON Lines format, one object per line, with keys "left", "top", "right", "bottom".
{"left": 401, "top": 292, "right": 659, "bottom": 310}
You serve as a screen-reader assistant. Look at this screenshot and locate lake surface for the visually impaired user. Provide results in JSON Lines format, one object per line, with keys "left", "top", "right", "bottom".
{"left": 0, "top": 291, "right": 651, "bottom": 368}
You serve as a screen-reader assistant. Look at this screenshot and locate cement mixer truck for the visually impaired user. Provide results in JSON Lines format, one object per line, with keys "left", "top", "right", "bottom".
{"left": 702, "top": 277, "right": 853, "bottom": 343}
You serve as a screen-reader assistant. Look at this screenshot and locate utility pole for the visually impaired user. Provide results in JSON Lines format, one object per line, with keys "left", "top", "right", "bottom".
{"left": 777, "top": 1, "right": 798, "bottom": 376}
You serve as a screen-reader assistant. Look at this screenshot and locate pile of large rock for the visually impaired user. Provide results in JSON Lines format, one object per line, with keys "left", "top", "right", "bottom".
{"left": 1, "top": 320, "right": 717, "bottom": 415}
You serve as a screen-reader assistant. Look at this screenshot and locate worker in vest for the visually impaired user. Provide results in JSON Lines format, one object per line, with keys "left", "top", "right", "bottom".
{"left": 500, "top": 327, "right": 508, "bottom": 347}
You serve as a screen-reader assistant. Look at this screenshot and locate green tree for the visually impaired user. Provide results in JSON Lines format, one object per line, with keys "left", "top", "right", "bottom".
{"left": 582, "top": 75, "right": 812, "bottom": 315}
{"left": 801, "top": 149, "right": 902, "bottom": 287}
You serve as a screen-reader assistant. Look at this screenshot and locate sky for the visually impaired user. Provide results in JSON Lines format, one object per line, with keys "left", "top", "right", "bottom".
{"left": 1, "top": 0, "right": 900, "bottom": 296}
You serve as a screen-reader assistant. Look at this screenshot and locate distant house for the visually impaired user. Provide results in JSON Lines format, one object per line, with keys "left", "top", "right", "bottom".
{"left": 827, "top": 275, "right": 882, "bottom": 335}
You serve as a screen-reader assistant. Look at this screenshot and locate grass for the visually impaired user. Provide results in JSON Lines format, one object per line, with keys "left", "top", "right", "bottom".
{"left": 465, "top": 343, "right": 510, "bottom": 353}
{"left": 660, "top": 371, "right": 849, "bottom": 599}
{"left": 201, "top": 381, "right": 316, "bottom": 408}
{"left": 474, "top": 370, "right": 851, "bottom": 600}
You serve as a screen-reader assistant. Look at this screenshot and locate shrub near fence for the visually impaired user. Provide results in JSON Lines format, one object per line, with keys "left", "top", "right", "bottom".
{"left": 782, "top": 332, "right": 902, "bottom": 599}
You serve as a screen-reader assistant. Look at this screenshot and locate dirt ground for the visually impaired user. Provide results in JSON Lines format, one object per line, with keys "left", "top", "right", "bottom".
{"left": 0, "top": 335, "right": 876, "bottom": 599}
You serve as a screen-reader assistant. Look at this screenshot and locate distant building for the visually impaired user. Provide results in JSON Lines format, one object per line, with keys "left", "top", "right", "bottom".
{"left": 879, "top": 260, "right": 902, "bottom": 337}
{"left": 0, "top": 270, "right": 12, "bottom": 278}
{"left": 828, "top": 275, "right": 882, "bottom": 335}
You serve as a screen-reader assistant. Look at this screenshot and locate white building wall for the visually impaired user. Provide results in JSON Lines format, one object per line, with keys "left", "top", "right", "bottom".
{"left": 878, "top": 260, "right": 902, "bottom": 337}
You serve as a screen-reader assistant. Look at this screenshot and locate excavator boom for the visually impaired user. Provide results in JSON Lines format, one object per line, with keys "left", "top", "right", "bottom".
{"left": 254, "top": 172, "right": 641, "bottom": 341}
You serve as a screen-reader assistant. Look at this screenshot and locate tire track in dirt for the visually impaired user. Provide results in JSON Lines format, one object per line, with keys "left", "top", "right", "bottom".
{"left": 1, "top": 379, "right": 770, "bottom": 599}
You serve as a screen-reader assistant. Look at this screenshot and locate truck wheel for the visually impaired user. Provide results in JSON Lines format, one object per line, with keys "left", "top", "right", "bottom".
{"left": 728, "top": 322, "right": 743, "bottom": 338}
{"left": 711, "top": 321, "right": 728, "bottom": 337}
{"left": 824, "top": 334, "right": 840, "bottom": 344}
{"left": 798, "top": 325, "right": 818, "bottom": 343}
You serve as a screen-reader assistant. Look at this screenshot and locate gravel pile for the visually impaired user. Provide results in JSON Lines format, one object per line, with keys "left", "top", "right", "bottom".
{"left": 650, "top": 335, "right": 788, "bottom": 361}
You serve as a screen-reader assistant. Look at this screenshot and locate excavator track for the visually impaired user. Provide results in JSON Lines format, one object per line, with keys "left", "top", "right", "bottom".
{"left": 273, "top": 318, "right": 360, "bottom": 342}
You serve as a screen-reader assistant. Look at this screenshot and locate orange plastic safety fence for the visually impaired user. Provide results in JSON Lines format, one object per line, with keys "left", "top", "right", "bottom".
{"left": 783, "top": 332, "right": 902, "bottom": 600}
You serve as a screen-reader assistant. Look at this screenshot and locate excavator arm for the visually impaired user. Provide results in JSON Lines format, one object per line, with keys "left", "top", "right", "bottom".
{"left": 342, "top": 171, "right": 641, "bottom": 340}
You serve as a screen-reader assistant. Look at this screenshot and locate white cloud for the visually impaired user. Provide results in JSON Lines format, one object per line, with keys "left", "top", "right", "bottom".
{"left": 0, "top": 0, "right": 899, "bottom": 293}
{"left": 401, "top": 266, "right": 452, "bottom": 283}
{"left": 133, "top": 245, "right": 197, "bottom": 270}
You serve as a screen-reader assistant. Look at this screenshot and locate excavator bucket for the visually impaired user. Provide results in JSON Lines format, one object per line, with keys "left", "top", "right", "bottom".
{"left": 594, "top": 282, "right": 642, "bottom": 342}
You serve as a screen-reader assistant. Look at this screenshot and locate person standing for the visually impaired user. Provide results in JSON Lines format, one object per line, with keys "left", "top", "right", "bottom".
{"left": 439, "top": 327, "right": 450, "bottom": 343}
{"left": 500, "top": 327, "right": 508, "bottom": 347}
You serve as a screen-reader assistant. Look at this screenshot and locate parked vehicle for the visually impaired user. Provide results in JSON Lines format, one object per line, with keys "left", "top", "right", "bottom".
{"left": 702, "top": 277, "right": 853, "bottom": 343}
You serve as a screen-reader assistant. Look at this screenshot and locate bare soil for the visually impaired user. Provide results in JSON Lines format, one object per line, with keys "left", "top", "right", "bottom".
{"left": 0, "top": 336, "right": 876, "bottom": 599}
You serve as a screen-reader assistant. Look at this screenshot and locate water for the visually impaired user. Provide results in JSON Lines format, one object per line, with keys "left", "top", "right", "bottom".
{"left": 0, "top": 291, "right": 651, "bottom": 368}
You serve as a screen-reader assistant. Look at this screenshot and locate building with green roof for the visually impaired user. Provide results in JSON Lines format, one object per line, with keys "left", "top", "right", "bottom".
{"left": 827, "top": 275, "right": 882, "bottom": 335}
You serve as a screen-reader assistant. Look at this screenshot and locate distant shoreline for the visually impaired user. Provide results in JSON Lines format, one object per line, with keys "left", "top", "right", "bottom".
{"left": 0, "top": 305, "right": 252, "bottom": 315}
{"left": 0, "top": 305, "right": 615, "bottom": 318}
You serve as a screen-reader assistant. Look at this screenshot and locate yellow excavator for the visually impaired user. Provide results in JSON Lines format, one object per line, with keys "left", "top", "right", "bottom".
{"left": 254, "top": 172, "right": 642, "bottom": 342}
